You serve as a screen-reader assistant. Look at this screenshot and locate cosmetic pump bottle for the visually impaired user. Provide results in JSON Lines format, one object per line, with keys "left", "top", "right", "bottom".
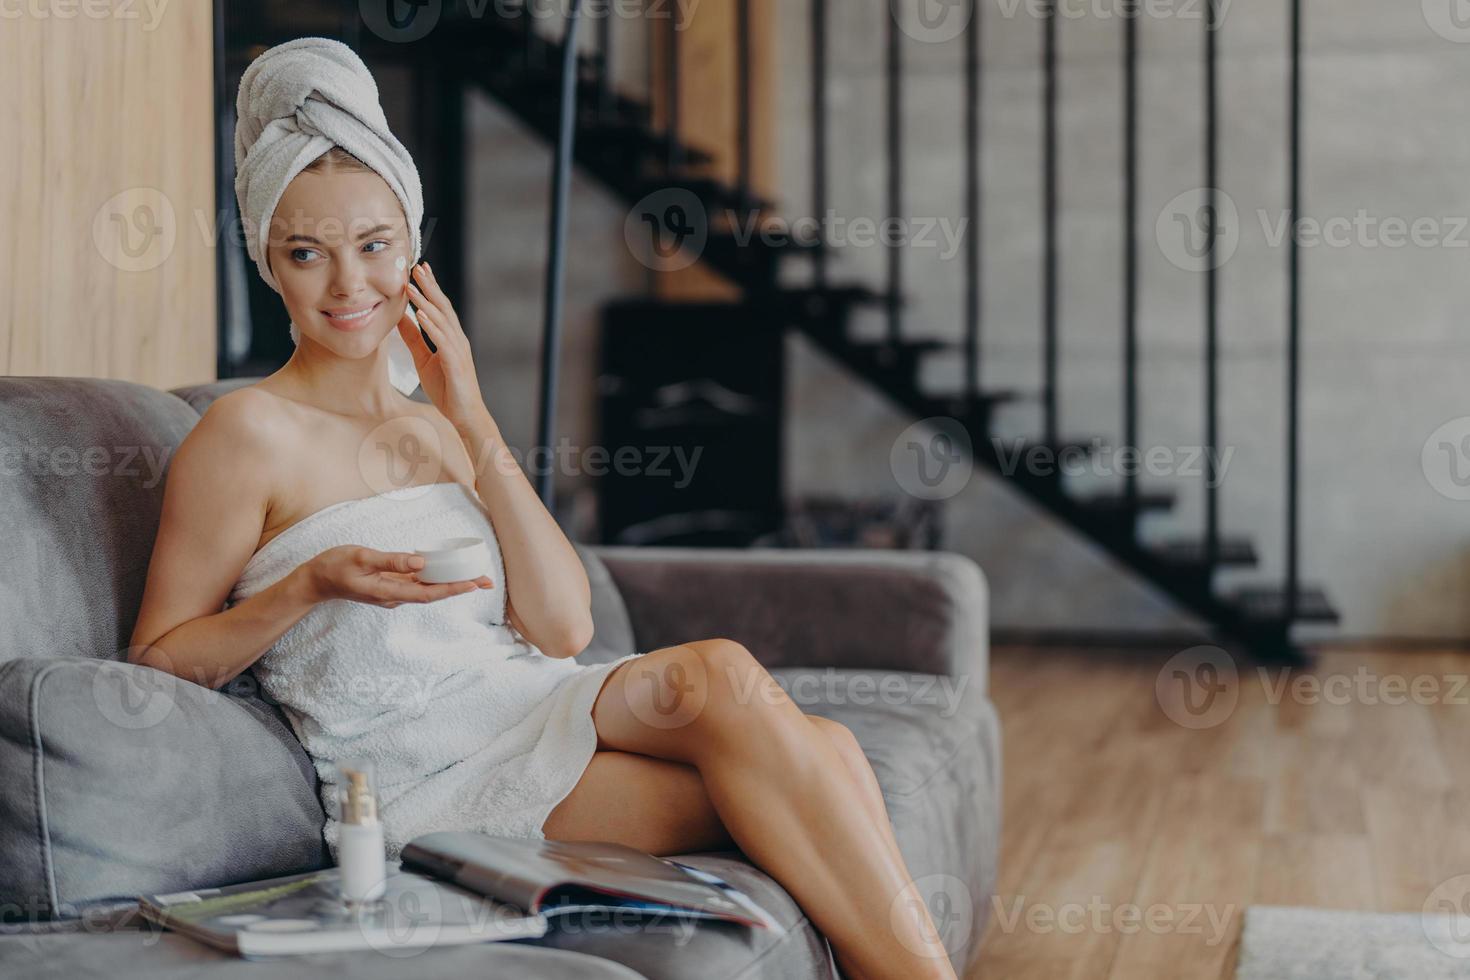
{"left": 334, "top": 758, "right": 387, "bottom": 904}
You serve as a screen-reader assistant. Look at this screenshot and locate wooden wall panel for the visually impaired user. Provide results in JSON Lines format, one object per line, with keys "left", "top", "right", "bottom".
{"left": 1, "top": 1, "right": 217, "bottom": 387}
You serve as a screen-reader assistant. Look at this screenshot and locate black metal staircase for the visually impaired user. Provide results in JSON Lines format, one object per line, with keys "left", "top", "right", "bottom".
{"left": 224, "top": 0, "right": 1337, "bottom": 659}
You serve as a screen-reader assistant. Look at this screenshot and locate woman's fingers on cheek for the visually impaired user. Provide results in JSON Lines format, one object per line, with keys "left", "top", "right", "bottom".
{"left": 416, "top": 265, "right": 459, "bottom": 321}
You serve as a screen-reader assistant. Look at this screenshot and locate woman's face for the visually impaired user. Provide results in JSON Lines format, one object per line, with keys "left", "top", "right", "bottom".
{"left": 265, "top": 168, "right": 412, "bottom": 361}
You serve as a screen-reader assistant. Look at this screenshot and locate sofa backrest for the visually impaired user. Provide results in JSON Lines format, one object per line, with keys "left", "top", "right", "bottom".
{"left": 0, "top": 377, "right": 200, "bottom": 664}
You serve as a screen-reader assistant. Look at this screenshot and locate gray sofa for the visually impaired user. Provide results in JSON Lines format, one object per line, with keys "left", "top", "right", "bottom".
{"left": 0, "top": 376, "right": 1002, "bottom": 979}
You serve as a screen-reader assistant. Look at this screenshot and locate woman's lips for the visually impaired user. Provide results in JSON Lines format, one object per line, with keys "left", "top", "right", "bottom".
{"left": 321, "top": 300, "right": 383, "bottom": 331}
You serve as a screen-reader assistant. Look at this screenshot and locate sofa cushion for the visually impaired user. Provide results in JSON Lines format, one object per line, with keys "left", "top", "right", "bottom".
{"left": 0, "top": 657, "right": 327, "bottom": 921}
{"left": 0, "top": 378, "right": 199, "bottom": 663}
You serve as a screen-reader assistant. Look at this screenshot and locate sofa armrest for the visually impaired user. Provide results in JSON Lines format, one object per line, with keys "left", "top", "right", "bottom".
{"left": 590, "top": 547, "right": 989, "bottom": 694}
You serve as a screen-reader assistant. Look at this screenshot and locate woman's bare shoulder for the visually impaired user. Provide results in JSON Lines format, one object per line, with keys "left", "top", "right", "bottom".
{"left": 173, "top": 385, "right": 304, "bottom": 504}
{"left": 191, "top": 384, "right": 297, "bottom": 448}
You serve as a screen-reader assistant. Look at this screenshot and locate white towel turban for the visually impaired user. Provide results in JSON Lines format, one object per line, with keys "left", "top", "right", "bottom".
{"left": 234, "top": 36, "right": 423, "bottom": 396}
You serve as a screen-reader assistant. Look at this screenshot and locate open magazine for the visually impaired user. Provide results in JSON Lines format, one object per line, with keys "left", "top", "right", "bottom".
{"left": 135, "top": 864, "right": 546, "bottom": 959}
{"left": 400, "top": 831, "right": 784, "bottom": 932}
{"left": 137, "top": 832, "right": 780, "bottom": 959}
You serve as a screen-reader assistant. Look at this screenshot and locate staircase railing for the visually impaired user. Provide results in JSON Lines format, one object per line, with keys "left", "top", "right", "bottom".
{"left": 481, "top": 0, "right": 1333, "bottom": 656}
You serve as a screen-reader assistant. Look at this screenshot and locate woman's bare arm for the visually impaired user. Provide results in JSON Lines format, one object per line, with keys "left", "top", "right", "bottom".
{"left": 126, "top": 389, "right": 318, "bottom": 690}
{"left": 453, "top": 409, "right": 594, "bottom": 660}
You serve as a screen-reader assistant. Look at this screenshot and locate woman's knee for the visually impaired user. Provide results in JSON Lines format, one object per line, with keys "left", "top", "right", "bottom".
{"left": 612, "top": 639, "right": 770, "bottom": 743}
{"left": 808, "top": 715, "right": 871, "bottom": 776}
{"left": 676, "top": 638, "right": 803, "bottom": 745}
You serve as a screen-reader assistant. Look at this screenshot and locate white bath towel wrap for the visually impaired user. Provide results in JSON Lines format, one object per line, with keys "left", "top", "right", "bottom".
{"left": 227, "top": 481, "right": 644, "bottom": 861}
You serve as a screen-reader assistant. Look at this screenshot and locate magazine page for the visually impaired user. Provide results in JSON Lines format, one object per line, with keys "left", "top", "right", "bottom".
{"left": 400, "top": 832, "right": 783, "bottom": 932}
{"left": 137, "top": 862, "right": 547, "bottom": 959}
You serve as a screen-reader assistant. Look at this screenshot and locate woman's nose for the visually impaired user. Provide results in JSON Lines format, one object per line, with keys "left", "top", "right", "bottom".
{"left": 329, "top": 257, "right": 368, "bottom": 297}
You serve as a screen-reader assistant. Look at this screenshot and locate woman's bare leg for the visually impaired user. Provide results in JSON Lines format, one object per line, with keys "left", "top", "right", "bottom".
{"left": 545, "top": 720, "right": 928, "bottom": 979}
{"left": 804, "top": 715, "right": 931, "bottom": 980}
{"left": 571, "top": 639, "right": 958, "bottom": 980}
{"left": 805, "top": 716, "right": 913, "bottom": 897}
{"left": 543, "top": 749, "right": 734, "bottom": 855}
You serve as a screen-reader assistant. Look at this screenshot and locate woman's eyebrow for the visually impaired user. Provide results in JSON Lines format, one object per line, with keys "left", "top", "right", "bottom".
{"left": 284, "top": 223, "right": 397, "bottom": 245}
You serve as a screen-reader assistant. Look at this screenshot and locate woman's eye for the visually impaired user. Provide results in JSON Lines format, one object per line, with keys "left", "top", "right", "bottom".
{"left": 291, "top": 248, "right": 318, "bottom": 263}
{"left": 364, "top": 240, "right": 390, "bottom": 254}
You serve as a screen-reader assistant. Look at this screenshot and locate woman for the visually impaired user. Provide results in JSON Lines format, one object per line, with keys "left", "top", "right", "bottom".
{"left": 128, "top": 37, "right": 956, "bottom": 980}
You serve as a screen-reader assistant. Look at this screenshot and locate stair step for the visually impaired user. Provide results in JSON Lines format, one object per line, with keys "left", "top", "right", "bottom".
{"left": 1150, "top": 537, "right": 1259, "bottom": 569}
{"left": 848, "top": 338, "right": 948, "bottom": 366}
{"left": 627, "top": 177, "right": 777, "bottom": 216}
{"left": 1228, "top": 586, "right": 1340, "bottom": 624}
{"left": 577, "top": 123, "right": 716, "bottom": 167}
{"left": 777, "top": 288, "right": 898, "bottom": 335}
{"left": 791, "top": 286, "right": 893, "bottom": 317}
{"left": 1073, "top": 489, "right": 1176, "bottom": 516}
{"left": 919, "top": 391, "right": 1028, "bottom": 419}
{"left": 676, "top": 177, "right": 778, "bottom": 214}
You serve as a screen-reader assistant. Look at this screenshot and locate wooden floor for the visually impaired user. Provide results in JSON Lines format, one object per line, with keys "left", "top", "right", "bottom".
{"left": 965, "top": 645, "right": 1470, "bottom": 980}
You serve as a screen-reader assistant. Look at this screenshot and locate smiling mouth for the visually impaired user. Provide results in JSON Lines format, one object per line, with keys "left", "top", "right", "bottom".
{"left": 322, "top": 300, "right": 383, "bottom": 325}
